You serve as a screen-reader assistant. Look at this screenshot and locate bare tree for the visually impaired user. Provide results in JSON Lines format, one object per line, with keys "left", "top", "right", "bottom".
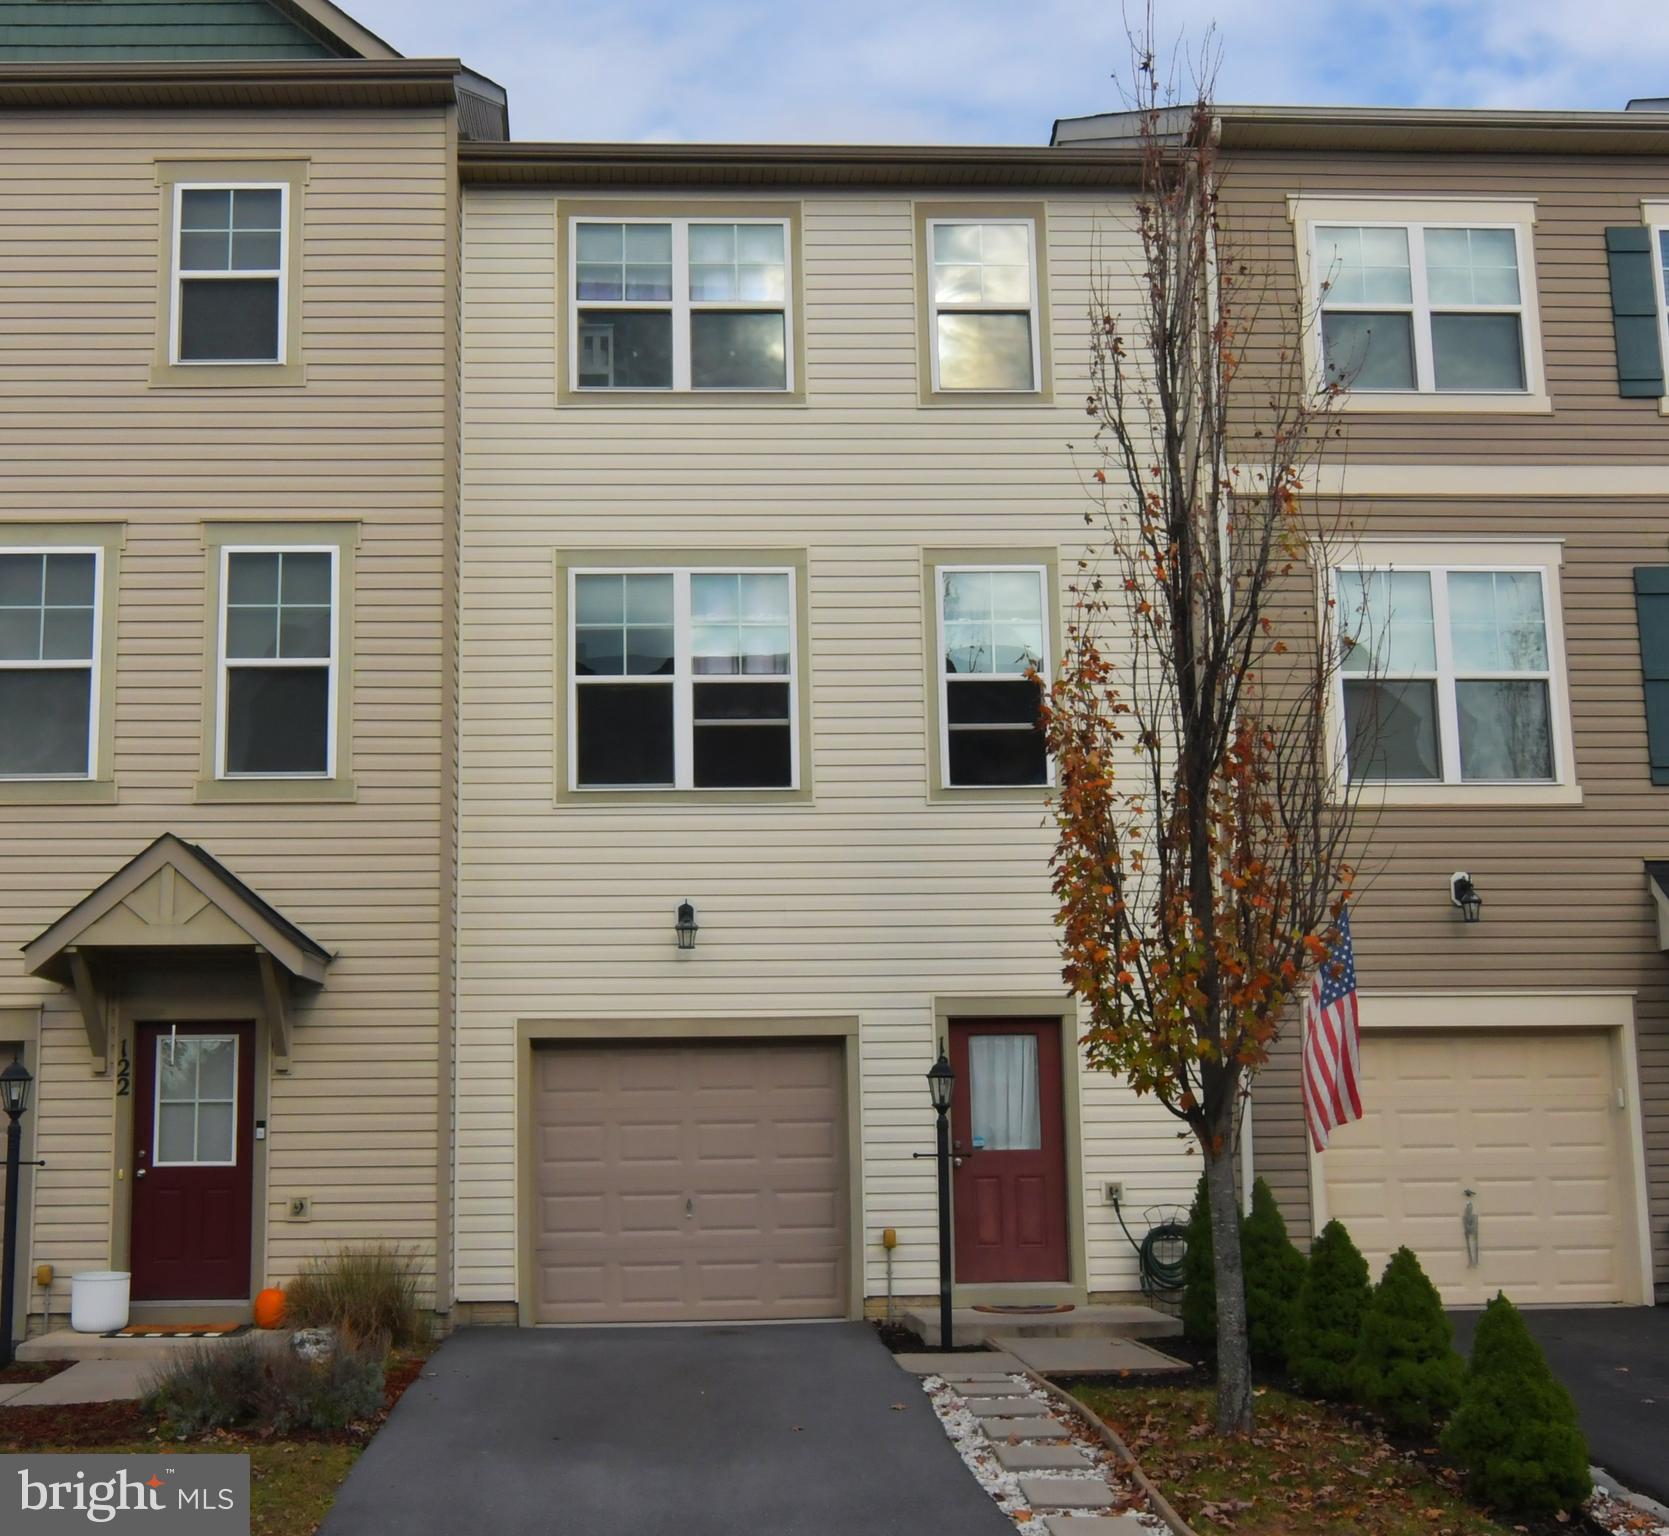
{"left": 1040, "top": 28, "right": 1364, "bottom": 1434}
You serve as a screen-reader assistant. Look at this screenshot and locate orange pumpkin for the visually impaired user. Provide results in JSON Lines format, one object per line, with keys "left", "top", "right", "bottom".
{"left": 253, "top": 1288, "right": 287, "bottom": 1330}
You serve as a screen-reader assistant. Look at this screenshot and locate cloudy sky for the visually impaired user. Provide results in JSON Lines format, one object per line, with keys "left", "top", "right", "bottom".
{"left": 341, "top": 1, "right": 1669, "bottom": 144}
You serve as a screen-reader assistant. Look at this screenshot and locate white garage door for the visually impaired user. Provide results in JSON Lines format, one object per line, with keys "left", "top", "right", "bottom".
{"left": 531, "top": 1040, "right": 848, "bottom": 1323}
{"left": 1322, "top": 1030, "right": 1631, "bottom": 1306}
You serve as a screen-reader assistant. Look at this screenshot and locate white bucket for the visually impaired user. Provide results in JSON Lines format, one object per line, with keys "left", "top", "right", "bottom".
{"left": 70, "top": 1271, "right": 131, "bottom": 1334}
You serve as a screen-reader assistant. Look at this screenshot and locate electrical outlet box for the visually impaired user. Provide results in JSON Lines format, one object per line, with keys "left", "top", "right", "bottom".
{"left": 289, "top": 1196, "right": 311, "bottom": 1221}
{"left": 1104, "top": 1181, "right": 1125, "bottom": 1205}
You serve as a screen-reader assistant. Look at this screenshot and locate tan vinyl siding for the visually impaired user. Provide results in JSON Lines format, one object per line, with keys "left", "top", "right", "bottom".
{"left": 1221, "top": 152, "right": 1669, "bottom": 463}
{"left": 457, "top": 185, "right": 1199, "bottom": 1305}
{"left": 0, "top": 106, "right": 452, "bottom": 1318}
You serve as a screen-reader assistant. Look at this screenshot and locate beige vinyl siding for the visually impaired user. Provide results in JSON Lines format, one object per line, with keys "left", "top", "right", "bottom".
{"left": 457, "top": 185, "right": 1198, "bottom": 1305}
{"left": 0, "top": 107, "right": 453, "bottom": 1318}
{"left": 1220, "top": 152, "right": 1669, "bottom": 463}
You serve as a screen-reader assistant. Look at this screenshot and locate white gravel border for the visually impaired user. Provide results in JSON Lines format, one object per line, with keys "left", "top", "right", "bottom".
{"left": 920, "top": 1371, "right": 1165, "bottom": 1534}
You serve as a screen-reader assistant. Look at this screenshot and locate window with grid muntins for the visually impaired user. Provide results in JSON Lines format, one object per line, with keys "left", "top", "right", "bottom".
{"left": 926, "top": 220, "right": 1040, "bottom": 392}
{"left": 571, "top": 567, "right": 797, "bottom": 789}
{"left": 572, "top": 218, "right": 790, "bottom": 392}
{"left": 1316, "top": 222, "right": 1528, "bottom": 394}
{"left": 175, "top": 185, "right": 285, "bottom": 363}
{"left": 219, "top": 548, "right": 335, "bottom": 777}
{"left": 0, "top": 550, "right": 98, "bottom": 778}
{"left": 937, "top": 566, "right": 1049, "bottom": 787}
{"left": 1338, "top": 566, "right": 1558, "bottom": 784}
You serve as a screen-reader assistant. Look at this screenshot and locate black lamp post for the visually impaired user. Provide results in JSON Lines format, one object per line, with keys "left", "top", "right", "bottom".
{"left": 926, "top": 1046, "right": 955, "bottom": 1352}
{"left": 0, "top": 1059, "right": 33, "bottom": 1372}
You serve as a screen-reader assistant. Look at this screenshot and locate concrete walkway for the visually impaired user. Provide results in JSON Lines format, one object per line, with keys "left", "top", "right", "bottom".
{"left": 320, "top": 1324, "right": 1017, "bottom": 1536}
{"left": 3, "top": 1360, "right": 150, "bottom": 1405}
{"left": 1451, "top": 1306, "right": 1669, "bottom": 1506}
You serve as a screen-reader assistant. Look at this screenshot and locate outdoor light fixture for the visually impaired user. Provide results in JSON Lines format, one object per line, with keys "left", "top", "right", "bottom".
{"left": 1450, "top": 871, "right": 1483, "bottom": 924}
{"left": 675, "top": 900, "right": 699, "bottom": 951}
{"left": 926, "top": 1049, "right": 955, "bottom": 1115}
{"left": 0, "top": 1061, "right": 30, "bottom": 1120}
{"left": 0, "top": 1058, "right": 35, "bottom": 1370}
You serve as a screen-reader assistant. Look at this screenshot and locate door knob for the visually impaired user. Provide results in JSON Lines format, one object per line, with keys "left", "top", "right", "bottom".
{"left": 135, "top": 1168, "right": 147, "bottom": 1179}
{"left": 953, "top": 1157, "right": 964, "bottom": 1169}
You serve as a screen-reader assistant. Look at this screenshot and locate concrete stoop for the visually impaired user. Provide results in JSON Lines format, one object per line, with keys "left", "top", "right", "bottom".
{"left": 900, "top": 1302, "right": 1182, "bottom": 1349}
{"left": 16, "top": 1327, "right": 280, "bottom": 1365}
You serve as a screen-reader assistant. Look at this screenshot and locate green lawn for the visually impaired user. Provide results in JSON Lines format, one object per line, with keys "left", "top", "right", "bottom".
{"left": 1070, "top": 1384, "right": 1518, "bottom": 1536}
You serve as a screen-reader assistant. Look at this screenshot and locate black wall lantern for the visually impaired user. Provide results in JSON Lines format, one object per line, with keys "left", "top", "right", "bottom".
{"left": 1450, "top": 871, "right": 1483, "bottom": 924}
{"left": 675, "top": 900, "right": 699, "bottom": 951}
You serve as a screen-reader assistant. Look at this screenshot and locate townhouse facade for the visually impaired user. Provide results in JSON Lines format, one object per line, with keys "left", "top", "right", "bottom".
{"left": 0, "top": 0, "right": 507, "bottom": 1328}
{"left": 1059, "top": 104, "right": 1669, "bottom": 1307}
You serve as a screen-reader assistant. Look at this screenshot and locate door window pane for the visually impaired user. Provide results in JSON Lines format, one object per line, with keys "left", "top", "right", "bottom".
{"left": 1321, "top": 311, "right": 1416, "bottom": 389}
{"left": 576, "top": 310, "right": 673, "bottom": 388}
{"left": 225, "top": 668, "right": 329, "bottom": 775}
{"left": 936, "top": 313, "right": 1034, "bottom": 391}
{"left": 968, "top": 1034, "right": 1042, "bottom": 1150}
{"left": 1457, "top": 680, "right": 1554, "bottom": 780}
{"left": 157, "top": 1103, "right": 196, "bottom": 1164}
{"left": 1343, "top": 678, "right": 1442, "bottom": 780}
{"left": 690, "top": 312, "right": 786, "bottom": 389}
{"left": 153, "top": 1035, "right": 237, "bottom": 1166}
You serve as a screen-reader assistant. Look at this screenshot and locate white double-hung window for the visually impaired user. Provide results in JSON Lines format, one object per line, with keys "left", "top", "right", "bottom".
{"left": 569, "top": 566, "right": 799, "bottom": 790}
{"left": 935, "top": 564, "right": 1050, "bottom": 787}
{"left": 1315, "top": 220, "right": 1533, "bottom": 394}
{"left": 925, "top": 218, "right": 1042, "bottom": 392}
{"left": 570, "top": 217, "right": 792, "bottom": 392}
{"left": 172, "top": 184, "right": 287, "bottom": 364}
{"left": 0, "top": 548, "right": 101, "bottom": 779}
{"left": 216, "top": 547, "right": 338, "bottom": 778}
{"left": 1337, "top": 558, "right": 1571, "bottom": 788}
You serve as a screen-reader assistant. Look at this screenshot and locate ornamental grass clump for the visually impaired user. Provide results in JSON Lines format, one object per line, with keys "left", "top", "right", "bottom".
{"left": 283, "top": 1244, "right": 428, "bottom": 1349}
{"left": 1441, "top": 1293, "right": 1590, "bottom": 1516}
{"left": 1352, "top": 1246, "right": 1464, "bottom": 1435}
{"left": 144, "top": 1335, "right": 386, "bottom": 1439}
{"left": 1285, "top": 1218, "right": 1372, "bottom": 1400}
{"left": 1242, "top": 1178, "right": 1307, "bottom": 1370}
{"left": 1180, "top": 1176, "right": 1220, "bottom": 1346}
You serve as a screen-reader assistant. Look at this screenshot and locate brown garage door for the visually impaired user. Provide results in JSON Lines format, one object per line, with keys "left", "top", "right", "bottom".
{"left": 531, "top": 1040, "right": 848, "bottom": 1324}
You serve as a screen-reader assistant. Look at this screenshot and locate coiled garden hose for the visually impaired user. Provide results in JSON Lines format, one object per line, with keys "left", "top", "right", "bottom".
{"left": 1112, "top": 1195, "right": 1190, "bottom": 1297}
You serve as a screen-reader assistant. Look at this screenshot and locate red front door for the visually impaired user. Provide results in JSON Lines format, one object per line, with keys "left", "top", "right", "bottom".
{"left": 131, "top": 1023, "right": 255, "bottom": 1302}
{"left": 950, "top": 1019, "right": 1070, "bottom": 1284}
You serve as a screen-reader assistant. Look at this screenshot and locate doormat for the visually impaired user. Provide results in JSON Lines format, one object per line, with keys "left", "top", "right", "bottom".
{"left": 970, "top": 1303, "right": 1076, "bottom": 1315}
{"left": 101, "top": 1324, "right": 252, "bottom": 1339}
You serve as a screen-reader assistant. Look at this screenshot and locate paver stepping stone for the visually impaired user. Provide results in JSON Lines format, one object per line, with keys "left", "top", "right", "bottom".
{"left": 894, "top": 1351, "right": 1025, "bottom": 1375}
{"left": 969, "top": 1396, "right": 1043, "bottom": 1418}
{"left": 990, "top": 1443, "right": 1094, "bottom": 1473}
{"left": 1020, "top": 1477, "right": 1117, "bottom": 1511}
{"left": 983, "top": 1416, "right": 1068, "bottom": 1441}
{"left": 1043, "top": 1518, "right": 1150, "bottom": 1535}
{"left": 956, "top": 1381, "right": 1029, "bottom": 1399}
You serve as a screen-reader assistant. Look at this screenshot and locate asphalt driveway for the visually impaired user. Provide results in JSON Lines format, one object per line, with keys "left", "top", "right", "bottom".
{"left": 319, "top": 1322, "right": 1013, "bottom": 1536}
{"left": 1450, "top": 1306, "right": 1669, "bottom": 1505}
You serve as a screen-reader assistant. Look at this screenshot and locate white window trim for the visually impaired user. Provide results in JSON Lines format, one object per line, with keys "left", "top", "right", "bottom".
{"left": 151, "top": 1033, "right": 239, "bottom": 1169}
{"left": 566, "top": 215, "right": 794, "bottom": 394}
{"left": 566, "top": 565, "right": 800, "bottom": 791}
{"left": 1324, "top": 539, "right": 1578, "bottom": 807}
{"left": 169, "top": 181, "right": 289, "bottom": 368}
{"left": 0, "top": 545, "right": 103, "bottom": 782}
{"left": 934, "top": 562, "right": 1053, "bottom": 790}
{"left": 214, "top": 543, "right": 340, "bottom": 781}
{"left": 1288, "top": 195, "right": 1549, "bottom": 415}
{"left": 924, "top": 217, "right": 1044, "bottom": 395}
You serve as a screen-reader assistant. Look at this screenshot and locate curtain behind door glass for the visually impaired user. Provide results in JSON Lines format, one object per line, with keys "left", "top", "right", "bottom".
{"left": 969, "top": 1034, "right": 1042, "bottom": 1150}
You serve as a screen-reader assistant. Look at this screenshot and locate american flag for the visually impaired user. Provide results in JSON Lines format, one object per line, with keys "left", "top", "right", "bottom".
{"left": 1301, "top": 908, "right": 1363, "bottom": 1152}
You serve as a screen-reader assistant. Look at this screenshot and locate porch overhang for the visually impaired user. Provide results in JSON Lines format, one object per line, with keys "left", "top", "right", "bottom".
{"left": 22, "top": 833, "right": 331, "bottom": 1072}
{"left": 1645, "top": 861, "right": 1669, "bottom": 951}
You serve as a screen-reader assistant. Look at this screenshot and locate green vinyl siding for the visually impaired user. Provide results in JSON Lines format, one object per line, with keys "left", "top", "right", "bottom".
{"left": 0, "top": 1, "right": 343, "bottom": 59}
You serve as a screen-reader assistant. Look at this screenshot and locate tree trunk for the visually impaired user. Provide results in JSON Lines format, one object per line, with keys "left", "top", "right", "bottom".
{"left": 1204, "top": 1135, "right": 1253, "bottom": 1435}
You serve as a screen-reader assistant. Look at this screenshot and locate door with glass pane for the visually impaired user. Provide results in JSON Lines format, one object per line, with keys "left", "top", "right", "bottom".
{"left": 131, "top": 1024, "right": 255, "bottom": 1301}
{"left": 949, "top": 1020, "right": 1069, "bottom": 1284}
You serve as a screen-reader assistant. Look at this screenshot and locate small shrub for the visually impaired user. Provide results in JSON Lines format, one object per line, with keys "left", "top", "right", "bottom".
{"left": 1286, "top": 1218, "right": 1372, "bottom": 1399}
{"left": 1243, "top": 1178, "right": 1307, "bottom": 1369}
{"left": 144, "top": 1335, "right": 386, "bottom": 1439}
{"left": 1180, "top": 1175, "right": 1219, "bottom": 1345}
{"left": 284, "top": 1244, "right": 428, "bottom": 1349}
{"left": 1441, "top": 1294, "right": 1590, "bottom": 1516}
{"left": 1352, "top": 1246, "right": 1464, "bottom": 1435}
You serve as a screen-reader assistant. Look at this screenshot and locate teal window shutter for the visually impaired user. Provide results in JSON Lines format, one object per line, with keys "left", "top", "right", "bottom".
{"left": 1635, "top": 567, "right": 1669, "bottom": 785}
{"left": 1606, "top": 227, "right": 1666, "bottom": 398}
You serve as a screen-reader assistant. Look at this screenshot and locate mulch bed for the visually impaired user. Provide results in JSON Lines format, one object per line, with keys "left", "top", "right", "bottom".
{"left": 869, "top": 1320, "right": 993, "bottom": 1356}
{"left": 0, "top": 1359, "right": 75, "bottom": 1386}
